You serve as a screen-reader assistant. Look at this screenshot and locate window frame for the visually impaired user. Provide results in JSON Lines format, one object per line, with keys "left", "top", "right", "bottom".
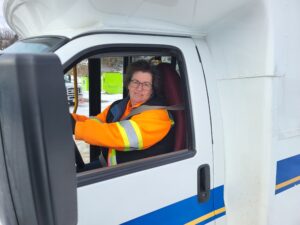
{"left": 62, "top": 44, "right": 196, "bottom": 187}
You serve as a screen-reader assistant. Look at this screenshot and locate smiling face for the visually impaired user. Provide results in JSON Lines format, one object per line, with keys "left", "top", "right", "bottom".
{"left": 128, "top": 71, "right": 153, "bottom": 106}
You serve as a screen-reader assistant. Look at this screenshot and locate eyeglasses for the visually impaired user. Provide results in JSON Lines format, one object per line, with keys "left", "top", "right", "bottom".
{"left": 130, "top": 79, "right": 152, "bottom": 90}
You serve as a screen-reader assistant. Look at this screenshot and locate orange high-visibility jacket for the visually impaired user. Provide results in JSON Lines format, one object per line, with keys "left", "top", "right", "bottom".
{"left": 72, "top": 98, "right": 173, "bottom": 166}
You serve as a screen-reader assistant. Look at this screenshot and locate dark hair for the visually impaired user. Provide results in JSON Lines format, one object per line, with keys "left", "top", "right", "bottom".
{"left": 124, "top": 60, "right": 162, "bottom": 97}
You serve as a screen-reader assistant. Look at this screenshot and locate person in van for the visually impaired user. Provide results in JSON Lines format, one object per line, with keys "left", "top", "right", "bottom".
{"left": 71, "top": 60, "right": 174, "bottom": 169}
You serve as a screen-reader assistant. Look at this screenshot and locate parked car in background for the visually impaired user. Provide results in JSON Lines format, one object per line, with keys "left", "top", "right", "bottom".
{"left": 64, "top": 74, "right": 83, "bottom": 105}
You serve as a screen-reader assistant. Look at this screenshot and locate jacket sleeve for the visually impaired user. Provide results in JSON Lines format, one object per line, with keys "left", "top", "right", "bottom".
{"left": 71, "top": 113, "right": 89, "bottom": 122}
{"left": 71, "top": 105, "right": 111, "bottom": 123}
{"left": 74, "top": 109, "right": 172, "bottom": 151}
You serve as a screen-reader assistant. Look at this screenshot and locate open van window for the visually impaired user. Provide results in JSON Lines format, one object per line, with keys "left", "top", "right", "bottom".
{"left": 66, "top": 46, "right": 194, "bottom": 185}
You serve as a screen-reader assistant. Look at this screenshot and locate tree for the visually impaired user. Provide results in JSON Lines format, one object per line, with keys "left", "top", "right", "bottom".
{"left": 0, "top": 27, "right": 18, "bottom": 50}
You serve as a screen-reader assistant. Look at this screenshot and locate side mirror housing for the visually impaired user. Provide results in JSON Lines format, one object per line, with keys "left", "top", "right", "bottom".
{"left": 0, "top": 54, "right": 77, "bottom": 225}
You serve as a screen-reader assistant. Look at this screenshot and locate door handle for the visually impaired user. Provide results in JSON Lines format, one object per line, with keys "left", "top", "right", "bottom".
{"left": 197, "top": 164, "right": 210, "bottom": 203}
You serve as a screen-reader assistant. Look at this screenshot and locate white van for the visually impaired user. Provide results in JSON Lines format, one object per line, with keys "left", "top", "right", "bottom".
{"left": 1, "top": 0, "right": 300, "bottom": 225}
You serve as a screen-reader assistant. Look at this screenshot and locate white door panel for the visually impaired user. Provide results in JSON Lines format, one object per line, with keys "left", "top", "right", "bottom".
{"left": 56, "top": 33, "right": 217, "bottom": 225}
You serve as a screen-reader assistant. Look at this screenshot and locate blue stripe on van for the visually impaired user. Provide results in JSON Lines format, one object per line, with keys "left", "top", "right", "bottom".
{"left": 276, "top": 154, "right": 300, "bottom": 194}
{"left": 121, "top": 185, "right": 225, "bottom": 225}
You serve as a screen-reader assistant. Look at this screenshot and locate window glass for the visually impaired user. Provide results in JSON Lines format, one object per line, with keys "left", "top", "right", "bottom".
{"left": 3, "top": 37, "right": 68, "bottom": 53}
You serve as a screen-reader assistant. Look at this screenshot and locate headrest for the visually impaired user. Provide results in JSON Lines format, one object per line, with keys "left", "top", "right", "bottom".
{"left": 157, "top": 63, "right": 183, "bottom": 105}
{"left": 157, "top": 63, "right": 186, "bottom": 150}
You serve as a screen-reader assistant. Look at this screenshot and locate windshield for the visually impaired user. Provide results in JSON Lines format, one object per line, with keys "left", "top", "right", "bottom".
{"left": 3, "top": 36, "right": 69, "bottom": 53}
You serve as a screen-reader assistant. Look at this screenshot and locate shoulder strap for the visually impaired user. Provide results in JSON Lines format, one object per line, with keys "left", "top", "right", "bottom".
{"left": 106, "top": 97, "right": 129, "bottom": 122}
{"left": 122, "top": 104, "right": 184, "bottom": 120}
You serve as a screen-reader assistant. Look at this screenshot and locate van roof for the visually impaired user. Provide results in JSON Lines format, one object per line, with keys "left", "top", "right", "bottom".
{"left": 4, "top": 0, "right": 251, "bottom": 38}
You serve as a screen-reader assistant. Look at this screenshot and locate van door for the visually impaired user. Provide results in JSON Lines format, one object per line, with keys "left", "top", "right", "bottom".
{"left": 56, "top": 33, "right": 217, "bottom": 225}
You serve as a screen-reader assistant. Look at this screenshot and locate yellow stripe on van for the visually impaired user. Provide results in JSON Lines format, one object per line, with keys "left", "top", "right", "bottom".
{"left": 276, "top": 176, "right": 300, "bottom": 190}
{"left": 184, "top": 207, "right": 226, "bottom": 225}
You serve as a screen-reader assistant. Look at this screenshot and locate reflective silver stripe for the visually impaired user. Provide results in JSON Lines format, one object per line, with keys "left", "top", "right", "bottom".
{"left": 119, "top": 120, "right": 140, "bottom": 150}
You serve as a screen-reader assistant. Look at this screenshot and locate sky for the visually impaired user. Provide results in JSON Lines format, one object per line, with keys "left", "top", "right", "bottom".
{"left": 0, "top": 0, "right": 9, "bottom": 28}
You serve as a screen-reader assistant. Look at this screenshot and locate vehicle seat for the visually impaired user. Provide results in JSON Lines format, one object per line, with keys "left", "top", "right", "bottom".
{"left": 157, "top": 63, "right": 186, "bottom": 151}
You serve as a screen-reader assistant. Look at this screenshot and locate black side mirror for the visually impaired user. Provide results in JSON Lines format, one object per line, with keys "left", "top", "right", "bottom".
{"left": 0, "top": 54, "right": 77, "bottom": 225}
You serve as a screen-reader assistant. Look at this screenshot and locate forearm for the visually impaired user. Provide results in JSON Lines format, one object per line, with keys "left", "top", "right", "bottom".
{"left": 74, "top": 119, "right": 125, "bottom": 149}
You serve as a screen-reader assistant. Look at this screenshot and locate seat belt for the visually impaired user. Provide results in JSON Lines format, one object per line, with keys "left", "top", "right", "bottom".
{"left": 123, "top": 104, "right": 184, "bottom": 120}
